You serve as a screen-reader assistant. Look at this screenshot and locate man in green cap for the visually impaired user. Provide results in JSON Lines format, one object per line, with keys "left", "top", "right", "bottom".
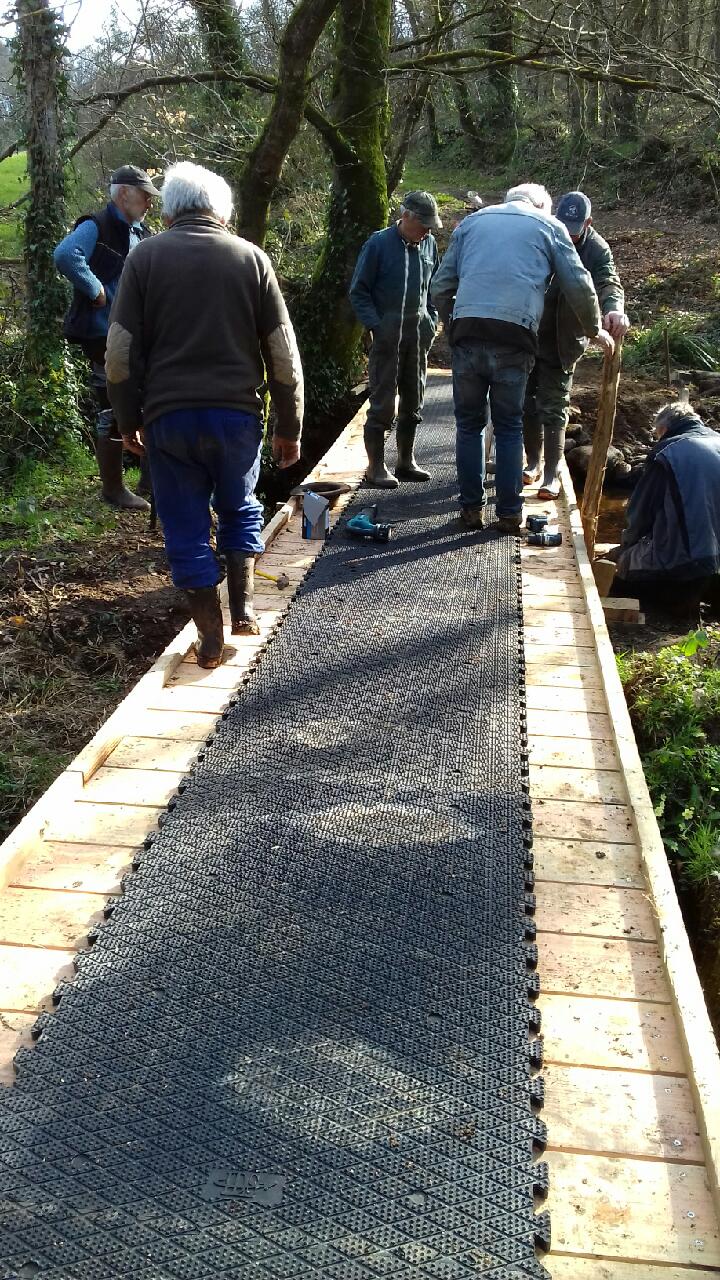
{"left": 349, "top": 191, "right": 441, "bottom": 487}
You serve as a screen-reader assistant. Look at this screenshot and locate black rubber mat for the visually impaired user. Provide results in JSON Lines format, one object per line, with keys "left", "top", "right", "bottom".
{"left": 0, "top": 378, "right": 549, "bottom": 1280}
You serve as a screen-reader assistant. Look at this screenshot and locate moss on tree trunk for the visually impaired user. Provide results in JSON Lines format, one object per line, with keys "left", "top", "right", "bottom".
{"left": 297, "top": 0, "right": 391, "bottom": 413}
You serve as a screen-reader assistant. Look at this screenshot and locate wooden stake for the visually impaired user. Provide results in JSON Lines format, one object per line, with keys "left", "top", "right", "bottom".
{"left": 581, "top": 338, "right": 623, "bottom": 556}
{"left": 664, "top": 323, "right": 671, "bottom": 389}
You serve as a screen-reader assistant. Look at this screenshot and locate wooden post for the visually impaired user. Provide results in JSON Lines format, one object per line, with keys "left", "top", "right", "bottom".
{"left": 581, "top": 337, "right": 623, "bottom": 556}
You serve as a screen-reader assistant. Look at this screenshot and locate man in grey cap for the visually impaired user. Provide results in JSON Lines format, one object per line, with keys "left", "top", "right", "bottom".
{"left": 523, "top": 190, "right": 630, "bottom": 498}
{"left": 54, "top": 165, "right": 160, "bottom": 509}
{"left": 349, "top": 191, "right": 441, "bottom": 487}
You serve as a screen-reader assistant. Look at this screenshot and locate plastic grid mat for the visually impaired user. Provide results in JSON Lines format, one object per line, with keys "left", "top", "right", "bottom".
{"left": 0, "top": 379, "right": 550, "bottom": 1279}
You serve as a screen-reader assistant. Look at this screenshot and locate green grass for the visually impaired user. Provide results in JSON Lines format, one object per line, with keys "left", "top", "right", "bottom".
{"left": 623, "top": 313, "right": 720, "bottom": 373}
{"left": 0, "top": 151, "right": 28, "bottom": 258}
{"left": 618, "top": 628, "right": 720, "bottom": 885}
{"left": 0, "top": 437, "right": 129, "bottom": 549}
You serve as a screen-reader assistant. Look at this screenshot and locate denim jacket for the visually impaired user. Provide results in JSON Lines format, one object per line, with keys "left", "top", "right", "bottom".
{"left": 431, "top": 198, "right": 601, "bottom": 342}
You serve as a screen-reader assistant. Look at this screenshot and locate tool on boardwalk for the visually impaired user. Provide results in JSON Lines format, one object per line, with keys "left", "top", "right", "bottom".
{"left": 346, "top": 504, "right": 393, "bottom": 543}
{"left": 526, "top": 514, "right": 549, "bottom": 534}
{"left": 255, "top": 567, "right": 290, "bottom": 589}
{"left": 527, "top": 528, "right": 563, "bottom": 547}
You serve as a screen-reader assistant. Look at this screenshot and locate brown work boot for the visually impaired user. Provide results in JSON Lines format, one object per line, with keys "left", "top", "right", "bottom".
{"left": 460, "top": 505, "right": 485, "bottom": 530}
{"left": 185, "top": 585, "right": 225, "bottom": 668}
{"left": 496, "top": 513, "right": 523, "bottom": 534}
{"left": 96, "top": 437, "right": 150, "bottom": 512}
{"left": 226, "top": 551, "right": 260, "bottom": 635}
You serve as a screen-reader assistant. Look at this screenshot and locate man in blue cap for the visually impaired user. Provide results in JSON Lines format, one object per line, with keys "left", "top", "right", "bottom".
{"left": 523, "top": 190, "right": 630, "bottom": 498}
{"left": 349, "top": 191, "right": 441, "bottom": 487}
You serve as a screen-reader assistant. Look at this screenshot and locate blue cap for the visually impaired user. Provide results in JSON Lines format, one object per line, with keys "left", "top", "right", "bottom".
{"left": 556, "top": 191, "right": 591, "bottom": 236}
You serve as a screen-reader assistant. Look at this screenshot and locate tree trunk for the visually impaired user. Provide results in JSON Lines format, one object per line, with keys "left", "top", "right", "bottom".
{"left": 297, "top": 0, "right": 391, "bottom": 415}
{"left": 15, "top": 0, "right": 67, "bottom": 352}
{"left": 238, "top": 0, "right": 341, "bottom": 244}
{"left": 453, "top": 76, "right": 484, "bottom": 151}
{"left": 481, "top": 0, "right": 518, "bottom": 161}
{"left": 191, "top": 0, "right": 245, "bottom": 104}
{"left": 386, "top": 72, "right": 431, "bottom": 194}
{"left": 426, "top": 96, "right": 441, "bottom": 153}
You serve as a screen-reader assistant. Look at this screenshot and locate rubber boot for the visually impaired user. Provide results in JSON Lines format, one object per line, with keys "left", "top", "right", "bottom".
{"left": 185, "top": 585, "right": 225, "bottom": 669}
{"left": 226, "top": 551, "right": 260, "bottom": 635}
{"left": 395, "top": 421, "right": 431, "bottom": 482}
{"left": 522, "top": 411, "right": 543, "bottom": 486}
{"left": 364, "top": 425, "right": 399, "bottom": 489}
{"left": 95, "top": 436, "right": 150, "bottom": 511}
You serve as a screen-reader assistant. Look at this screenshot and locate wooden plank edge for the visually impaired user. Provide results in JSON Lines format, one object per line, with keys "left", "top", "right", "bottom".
{"left": 559, "top": 454, "right": 720, "bottom": 1223}
{"left": 0, "top": 401, "right": 369, "bottom": 896}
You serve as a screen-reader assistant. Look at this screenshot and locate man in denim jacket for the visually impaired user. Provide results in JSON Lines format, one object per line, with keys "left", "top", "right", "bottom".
{"left": 350, "top": 192, "right": 441, "bottom": 488}
{"left": 431, "top": 183, "right": 613, "bottom": 531}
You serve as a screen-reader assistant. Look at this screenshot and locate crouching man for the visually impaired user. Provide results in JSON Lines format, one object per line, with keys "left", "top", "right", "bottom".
{"left": 106, "top": 161, "right": 303, "bottom": 668}
{"left": 598, "top": 402, "right": 720, "bottom": 604}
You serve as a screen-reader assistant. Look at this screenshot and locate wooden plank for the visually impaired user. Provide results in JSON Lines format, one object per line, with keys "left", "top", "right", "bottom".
{"left": 10, "top": 841, "right": 133, "bottom": 894}
{"left": 526, "top": 666, "right": 603, "bottom": 689}
{"left": 550, "top": 1260, "right": 719, "bottom": 1279}
{"left": 521, "top": 577, "right": 584, "bottom": 598}
{"left": 168, "top": 661, "right": 253, "bottom": 689}
{"left": 533, "top": 837, "right": 644, "bottom": 889}
{"left": 541, "top": 994, "right": 685, "bottom": 1073}
{"left": 536, "top": 880, "right": 656, "bottom": 944}
{"left": 548, "top": 1151, "right": 720, "bottom": 1266}
{"left": 524, "top": 644, "right": 597, "bottom": 668}
{"left": 0, "top": 888, "right": 104, "bottom": 949}
{"left": 525, "top": 626, "right": 595, "bottom": 649}
{"left": 0, "top": 1013, "right": 34, "bottom": 1086}
{"left": 527, "top": 709, "right": 613, "bottom": 739}
{"left": 529, "top": 738, "right": 619, "bottom": 771}
{"left": 539, "top": 931, "right": 668, "bottom": 1001}
{"left": 131, "top": 710, "right": 219, "bottom": 741}
{"left": 530, "top": 765, "right": 625, "bottom": 805}
{"left": 106, "top": 737, "right": 202, "bottom": 774}
{"left": 526, "top": 685, "right": 607, "bottom": 714}
{"left": 148, "top": 685, "right": 233, "bottom": 715}
{"left": 532, "top": 798, "right": 635, "bottom": 843}
{"left": 524, "top": 608, "right": 592, "bottom": 630}
{"left": 81, "top": 766, "right": 185, "bottom": 809}
{"left": 524, "top": 594, "right": 588, "bottom": 614}
{"left": 0, "top": 945, "right": 75, "bottom": 1012}
{"left": 602, "top": 596, "right": 642, "bottom": 624}
{"left": 44, "top": 803, "right": 162, "bottom": 847}
{"left": 545, "top": 1064, "right": 704, "bottom": 1162}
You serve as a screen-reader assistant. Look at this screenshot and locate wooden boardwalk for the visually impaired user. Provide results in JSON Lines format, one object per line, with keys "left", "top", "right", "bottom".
{"left": 1, "top": 373, "right": 719, "bottom": 1275}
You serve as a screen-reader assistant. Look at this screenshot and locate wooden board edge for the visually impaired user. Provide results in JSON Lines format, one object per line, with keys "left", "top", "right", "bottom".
{"left": 0, "top": 402, "right": 370, "bottom": 896}
{"left": 559, "top": 455, "right": 720, "bottom": 1222}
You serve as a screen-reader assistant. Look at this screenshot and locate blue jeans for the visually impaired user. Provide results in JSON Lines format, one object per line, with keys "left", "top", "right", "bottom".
{"left": 145, "top": 407, "right": 265, "bottom": 589}
{"left": 452, "top": 339, "right": 534, "bottom": 518}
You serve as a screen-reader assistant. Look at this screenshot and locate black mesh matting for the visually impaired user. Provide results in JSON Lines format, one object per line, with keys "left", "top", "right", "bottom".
{"left": 0, "top": 379, "right": 549, "bottom": 1279}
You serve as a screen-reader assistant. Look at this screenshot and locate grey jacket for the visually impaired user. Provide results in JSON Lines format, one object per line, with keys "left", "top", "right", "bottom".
{"left": 431, "top": 198, "right": 601, "bottom": 342}
{"left": 618, "top": 414, "right": 720, "bottom": 581}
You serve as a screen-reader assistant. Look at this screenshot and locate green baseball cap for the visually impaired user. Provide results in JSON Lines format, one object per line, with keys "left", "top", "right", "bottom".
{"left": 401, "top": 190, "right": 442, "bottom": 230}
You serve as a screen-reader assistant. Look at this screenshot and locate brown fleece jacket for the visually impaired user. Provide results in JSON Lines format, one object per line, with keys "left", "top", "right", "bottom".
{"left": 105, "top": 213, "right": 303, "bottom": 440}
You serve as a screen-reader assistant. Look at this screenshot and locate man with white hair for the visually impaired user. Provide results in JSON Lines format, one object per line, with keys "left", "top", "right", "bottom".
{"left": 105, "top": 162, "right": 303, "bottom": 670}
{"left": 54, "top": 165, "right": 160, "bottom": 510}
{"left": 349, "top": 191, "right": 441, "bottom": 487}
{"left": 431, "top": 182, "right": 614, "bottom": 531}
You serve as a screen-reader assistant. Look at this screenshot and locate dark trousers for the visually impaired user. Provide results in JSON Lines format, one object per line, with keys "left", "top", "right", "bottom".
{"left": 452, "top": 338, "right": 534, "bottom": 517}
{"left": 366, "top": 328, "right": 430, "bottom": 434}
{"left": 145, "top": 407, "right": 265, "bottom": 589}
